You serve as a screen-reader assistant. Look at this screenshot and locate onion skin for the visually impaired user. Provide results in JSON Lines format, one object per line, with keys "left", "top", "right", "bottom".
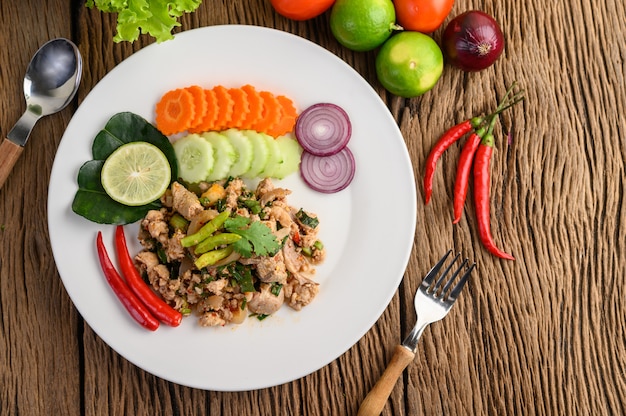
{"left": 442, "top": 10, "right": 504, "bottom": 72}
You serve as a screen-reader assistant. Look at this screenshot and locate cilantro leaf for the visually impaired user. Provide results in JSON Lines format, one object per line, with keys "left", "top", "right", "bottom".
{"left": 224, "top": 216, "right": 280, "bottom": 258}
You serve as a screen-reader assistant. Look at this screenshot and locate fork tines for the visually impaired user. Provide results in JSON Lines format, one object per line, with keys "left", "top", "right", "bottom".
{"left": 422, "top": 250, "right": 475, "bottom": 301}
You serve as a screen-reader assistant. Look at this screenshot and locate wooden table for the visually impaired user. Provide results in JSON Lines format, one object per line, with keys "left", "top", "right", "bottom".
{"left": 1, "top": 1, "right": 624, "bottom": 415}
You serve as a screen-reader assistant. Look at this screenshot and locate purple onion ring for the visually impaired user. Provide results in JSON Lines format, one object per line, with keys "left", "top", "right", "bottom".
{"left": 299, "top": 147, "right": 355, "bottom": 194}
{"left": 295, "top": 103, "right": 352, "bottom": 156}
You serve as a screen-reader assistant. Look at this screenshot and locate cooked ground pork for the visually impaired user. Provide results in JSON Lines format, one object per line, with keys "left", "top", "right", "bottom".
{"left": 135, "top": 178, "right": 325, "bottom": 327}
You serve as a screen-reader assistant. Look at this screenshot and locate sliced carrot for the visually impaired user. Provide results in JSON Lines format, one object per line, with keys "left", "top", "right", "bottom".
{"left": 212, "top": 85, "right": 234, "bottom": 131}
{"left": 252, "top": 91, "right": 281, "bottom": 135}
{"left": 188, "top": 88, "right": 218, "bottom": 133}
{"left": 227, "top": 87, "right": 249, "bottom": 129}
{"left": 185, "top": 85, "right": 208, "bottom": 129}
{"left": 155, "top": 88, "right": 196, "bottom": 135}
{"left": 267, "top": 95, "right": 298, "bottom": 137}
{"left": 240, "top": 85, "right": 263, "bottom": 130}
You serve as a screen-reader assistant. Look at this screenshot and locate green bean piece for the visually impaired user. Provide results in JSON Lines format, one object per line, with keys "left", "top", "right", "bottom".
{"left": 195, "top": 233, "right": 242, "bottom": 254}
{"left": 180, "top": 210, "right": 230, "bottom": 247}
{"left": 169, "top": 213, "right": 189, "bottom": 231}
{"left": 194, "top": 246, "right": 234, "bottom": 269}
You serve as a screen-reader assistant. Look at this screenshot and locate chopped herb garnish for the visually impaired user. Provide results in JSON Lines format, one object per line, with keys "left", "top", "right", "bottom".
{"left": 224, "top": 215, "right": 280, "bottom": 257}
{"left": 215, "top": 198, "right": 227, "bottom": 212}
{"left": 270, "top": 283, "right": 283, "bottom": 296}
{"left": 240, "top": 198, "right": 262, "bottom": 215}
{"left": 296, "top": 209, "right": 319, "bottom": 229}
{"left": 156, "top": 247, "right": 168, "bottom": 264}
{"left": 228, "top": 262, "right": 256, "bottom": 293}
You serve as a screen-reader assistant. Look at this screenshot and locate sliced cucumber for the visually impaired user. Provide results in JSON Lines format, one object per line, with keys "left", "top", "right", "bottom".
{"left": 222, "top": 128, "right": 253, "bottom": 178}
{"left": 242, "top": 130, "right": 269, "bottom": 179}
{"left": 202, "top": 132, "right": 236, "bottom": 181}
{"left": 173, "top": 133, "right": 214, "bottom": 183}
{"left": 273, "top": 134, "right": 302, "bottom": 179}
{"left": 259, "top": 132, "right": 284, "bottom": 178}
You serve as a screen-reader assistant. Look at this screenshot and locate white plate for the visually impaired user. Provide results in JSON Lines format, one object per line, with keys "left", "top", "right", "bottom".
{"left": 48, "top": 25, "right": 416, "bottom": 391}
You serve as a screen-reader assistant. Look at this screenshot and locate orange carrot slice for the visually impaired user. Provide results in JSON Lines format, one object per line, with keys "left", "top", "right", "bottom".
{"left": 228, "top": 87, "right": 250, "bottom": 129}
{"left": 212, "top": 85, "right": 234, "bottom": 131}
{"left": 185, "top": 85, "right": 208, "bottom": 130}
{"left": 188, "top": 88, "right": 218, "bottom": 133}
{"left": 155, "top": 88, "right": 196, "bottom": 135}
{"left": 267, "top": 95, "right": 298, "bottom": 137}
{"left": 252, "top": 91, "right": 281, "bottom": 135}
{"left": 240, "top": 85, "right": 263, "bottom": 130}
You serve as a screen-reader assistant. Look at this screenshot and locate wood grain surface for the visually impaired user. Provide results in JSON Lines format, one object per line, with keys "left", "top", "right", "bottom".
{"left": 1, "top": 0, "right": 624, "bottom": 415}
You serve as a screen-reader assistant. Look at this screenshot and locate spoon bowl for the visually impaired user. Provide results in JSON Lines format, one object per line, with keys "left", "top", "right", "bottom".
{"left": 0, "top": 38, "right": 82, "bottom": 189}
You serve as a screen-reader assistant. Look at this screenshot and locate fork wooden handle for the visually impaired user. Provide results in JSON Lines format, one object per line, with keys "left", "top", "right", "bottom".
{"left": 357, "top": 345, "right": 415, "bottom": 416}
{"left": 0, "top": 138, "right": 24, "bottom": 189}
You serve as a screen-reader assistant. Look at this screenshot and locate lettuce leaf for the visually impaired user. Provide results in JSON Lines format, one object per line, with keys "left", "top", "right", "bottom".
{"left": 86, "top": 0, "right": 202, "bottom": 43}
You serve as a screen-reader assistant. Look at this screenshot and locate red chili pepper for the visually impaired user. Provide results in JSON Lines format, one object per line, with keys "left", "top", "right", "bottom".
{"left": 115, "top": 225, "right": 182, "bottom": 327}
{"left": 423, "top": 119, "right": 473, "bottom": 204}
{"left": 472, "top": 142, "right": 515, "bottom": 260}
{"left": 452, "top": 132, "right": 482, "bottom": 224}
{"left": 96, "top": 232, "right": 160, "bottom": 331}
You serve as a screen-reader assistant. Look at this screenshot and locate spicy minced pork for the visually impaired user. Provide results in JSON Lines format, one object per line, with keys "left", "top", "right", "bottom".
{"left": 134, "top": 177, "right": 325, "bottom": 327}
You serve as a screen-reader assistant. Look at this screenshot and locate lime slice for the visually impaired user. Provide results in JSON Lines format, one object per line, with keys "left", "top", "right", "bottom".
{"left": 101, "top": 142, "right": 171, "bottom": 206}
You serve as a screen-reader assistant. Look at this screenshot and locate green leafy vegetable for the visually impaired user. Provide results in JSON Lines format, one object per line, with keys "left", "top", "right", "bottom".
{"left": 296, "top": 208, "right": 319, "bottom": 229}
{"left": 72, "top": 112, "right": 178, "bottom": 224}
{"left": 224, "top": 215, "right": 280, "bottom": 258}
{"left": 225, "top": 263, "right": 256, "bottom": 293}
{"left": 86, "top": 0, "right": 203, "bottom": 43}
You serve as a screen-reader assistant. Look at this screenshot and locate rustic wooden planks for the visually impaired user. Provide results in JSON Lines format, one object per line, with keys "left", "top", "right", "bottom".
{"left": 0, "top": 0, "right": 624, "bottom": 415}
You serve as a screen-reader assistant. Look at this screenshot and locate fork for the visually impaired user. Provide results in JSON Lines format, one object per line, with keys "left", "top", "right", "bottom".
{"left": 357, "top": 250, "right": 475, "bottom": 416}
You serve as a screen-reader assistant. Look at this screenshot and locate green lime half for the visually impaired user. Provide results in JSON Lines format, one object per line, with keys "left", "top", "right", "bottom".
{"left": 101, "top": 142, "right": 171, "bottom": 206}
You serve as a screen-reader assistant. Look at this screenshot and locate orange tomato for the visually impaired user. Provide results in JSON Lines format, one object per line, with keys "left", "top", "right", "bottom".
{"left": 393, "top": 0, "right": 455, "bottom": 33}
{"left": 270, "top": 0, "right": 336, "bottom": 21}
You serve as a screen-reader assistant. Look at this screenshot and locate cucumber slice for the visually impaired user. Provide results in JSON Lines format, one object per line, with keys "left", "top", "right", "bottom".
{"left": 173, "top": 133, "right": 214, "bottom": 183}
{"left": 221, "top": 128, "right": 253, "bottom": 178}
{"left": 202, "top": 132, "right": 236, "bottom": 181}
{"left": 260, "top": 132, "right": 284, "bottom": 178}
{"left": 242, "top": 130, "right": 269, "bottom": 179}
{"left": 273, "top": 134, "right": 303, "bottom": 179}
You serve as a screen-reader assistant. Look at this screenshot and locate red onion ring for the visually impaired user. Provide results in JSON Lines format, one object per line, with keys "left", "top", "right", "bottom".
{"left": 295, "top": 103, "right": 352, "bottom": 156}
{"left": 299, "top": 147, "right": 355, "bottom": 194}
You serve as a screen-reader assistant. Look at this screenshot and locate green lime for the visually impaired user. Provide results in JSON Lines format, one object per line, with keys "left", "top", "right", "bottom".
{"left": 375, "top": 32, "right": 444, "bottom": 98}
{"left": 101, "top": 142, "right": 171, "bottom": 206}
{"left": 330, "top": 0, "right": 398, "bottom": 52}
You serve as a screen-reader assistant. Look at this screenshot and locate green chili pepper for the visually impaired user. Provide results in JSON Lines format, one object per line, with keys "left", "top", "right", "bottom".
{"left": 195, "top": 232, "right": 242, "bottom": 254}
{"left": 194, "top": 246, "right": 234, "bottom": 269}
{"left": 181, "top": 210, "right": 230, "bottom": 247}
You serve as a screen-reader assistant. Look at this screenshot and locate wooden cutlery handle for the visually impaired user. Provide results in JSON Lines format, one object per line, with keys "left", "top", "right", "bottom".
{"left": 0, "top": 138, "right": 24, "bottom": 189}
{"left": 357, "top": 345, "right": 415, "bottom": 416}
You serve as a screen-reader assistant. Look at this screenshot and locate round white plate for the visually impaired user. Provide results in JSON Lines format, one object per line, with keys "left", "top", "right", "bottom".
{"left": 48, "top": 25, "right": 416, "bottom": 391}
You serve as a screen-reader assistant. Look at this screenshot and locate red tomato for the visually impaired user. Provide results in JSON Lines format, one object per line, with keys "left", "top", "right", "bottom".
{"left": 393, "top": 0, "right": 455, "bottom": 33}
{"left": 270, "top": 0, "right": 336, "bottom": 21}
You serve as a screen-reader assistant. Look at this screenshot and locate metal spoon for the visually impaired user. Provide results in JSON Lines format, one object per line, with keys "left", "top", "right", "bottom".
{"left": 0, "top": 38, "right": 82, "bottom": 189}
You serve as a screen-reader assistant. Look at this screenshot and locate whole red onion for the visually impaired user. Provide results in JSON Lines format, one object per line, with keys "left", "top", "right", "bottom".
{"left": 442, "top": 10, "right": 505, "bottom": 72}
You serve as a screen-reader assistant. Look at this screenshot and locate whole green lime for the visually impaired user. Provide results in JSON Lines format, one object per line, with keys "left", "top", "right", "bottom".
{"left": 330, "top": 0, "right": 399, "bottom": 52}
{"left": 375, "top": 32, "right": 444, "bottom": 98}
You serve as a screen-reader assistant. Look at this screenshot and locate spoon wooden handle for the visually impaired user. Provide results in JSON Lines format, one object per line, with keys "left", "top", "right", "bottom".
{"left": 357, "top": 345, "right": 415, "bottom": 416}
{"left": 0, "top": 138, "right": 24, "bottom": 189}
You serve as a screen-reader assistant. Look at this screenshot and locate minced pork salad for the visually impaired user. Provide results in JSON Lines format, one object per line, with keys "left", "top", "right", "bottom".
{"left": 134, "top": 178, "right": 325, "bottom": 326}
